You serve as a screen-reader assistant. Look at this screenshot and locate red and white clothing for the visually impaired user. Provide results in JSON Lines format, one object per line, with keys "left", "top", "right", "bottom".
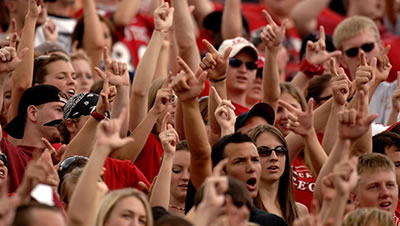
{"left": 292, "top": 155, "right": 316, "bottom": 211}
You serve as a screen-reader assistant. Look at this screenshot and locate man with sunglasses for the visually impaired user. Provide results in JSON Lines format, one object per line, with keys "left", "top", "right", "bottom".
{"left": 333, "top": 16, "right": 396, "bottom": 125}
{"left": 218, "top": 37, "right": 258, "bottom": 115}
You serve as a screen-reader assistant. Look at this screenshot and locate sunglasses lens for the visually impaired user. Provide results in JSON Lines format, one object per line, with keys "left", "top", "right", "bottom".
{"left": 246, "top": 62, "right": 258, "bottom": 70}
{"left": 0, "top": 154, "right": 8, "bottom": 167}
{"left": 361, "top": 42, "right": 375, "bottom": 53}
{"left": 258, "top": 147, "right": 272, "bottom": 156}
{"left": 229, "top": 58, "right": 242, "bottom": 67}
{"left": 345, "top": 48, "right": 359, "bottom": 57}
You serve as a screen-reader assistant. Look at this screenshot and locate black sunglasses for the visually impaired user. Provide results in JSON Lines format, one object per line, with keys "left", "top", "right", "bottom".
{"left": 229, "top": 58, "right": 257, "bottom": 70}
{"left": 257, "top": 146, "right": 287, "bottom": 157}
{"left": 0, "top": 153, "right": 8, "bottom": 168}
{"left": 344, "top": 42, "right": 375, "bottom": 58}
{"left": 57, "top": 155, "right": 89, "bottom": 193}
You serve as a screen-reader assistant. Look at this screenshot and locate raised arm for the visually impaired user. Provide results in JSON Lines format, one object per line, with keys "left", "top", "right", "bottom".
{"left": 112, "top": 0, "right": 140, "bottom": 27}
{"left": 149, "top": 114, "right": 177, "bottom": 208}
{"left": 129, "top": 2, "right": 173, "bottom": 131}
{"left": 260, "top": 10, "right": 287, "bottom": 112}
{"left": 221, "top": 0, "right": 242, "bottom": 40}
{"left": 387, "top": 77, "right": 400, "bottom": 125}
{"left": 188, "top": 0, "right": 214, "bottom": 26}
{"left": 8, "top": 0, "right": 39, "bottom": 122}
{"left": 67, "top": 110, "right": 133, "bottom": 226}
{"left": 289, "top": 0, "right": 330, "bottom": 37}
{"left": 172, "top": 57, "right": 211, "bottom": 188}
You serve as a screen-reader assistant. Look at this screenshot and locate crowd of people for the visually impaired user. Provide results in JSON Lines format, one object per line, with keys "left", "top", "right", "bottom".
{"left": 0, "top": 0, "right": 400, "bottom": 225}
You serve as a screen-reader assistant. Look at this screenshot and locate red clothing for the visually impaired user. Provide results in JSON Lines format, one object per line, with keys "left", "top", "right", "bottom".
{"left": 396, "top": 200, "right": 400, "bottom": 218}
{"left": 232, "top": 101, "right": 249, "bottom": 116}
{"left": 316, "top": 8, "right": 345, "bottom": 37}
{"left": 134, "top": 133, "right": 163, "bottom": 183}
{"left": 103, "top": 157, "right": 150, "bottom": 190}
{"left": 292, "top": 155, "right": 316, "bottom": 211}
{"left": 394, "top": 214, "right": 400, "bottom": 226}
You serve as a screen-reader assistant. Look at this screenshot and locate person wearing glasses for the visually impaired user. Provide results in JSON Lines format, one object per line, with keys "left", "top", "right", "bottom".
{"left": 333, "top": 16, "right": 395, "bottom": 125}
{"left": 248, "top": 124, "right": 308, "bottom": 225}
{"left": 217, "top": 37, "right": 258, "bottom": 115}
{"left": 0, "top": 153, "right": 8, "bottom": 185}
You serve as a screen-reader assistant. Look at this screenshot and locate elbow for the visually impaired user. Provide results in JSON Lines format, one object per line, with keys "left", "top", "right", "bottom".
{"left": 132, "top": 88, "right": 148, "bottom": 98}
{"left": 113, "top": 15, "right": 131, "bottom": 27}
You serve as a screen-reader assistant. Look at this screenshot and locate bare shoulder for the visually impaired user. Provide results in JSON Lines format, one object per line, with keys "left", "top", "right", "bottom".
{"left": 295, "top": 202, "right": 309, "bottom": 217}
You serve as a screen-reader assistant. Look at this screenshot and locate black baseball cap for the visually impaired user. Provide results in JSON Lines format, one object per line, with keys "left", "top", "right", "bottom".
{"left": 4, "top": 85, "right": 65, "bottom": 139}
{"left": 234, "top": 103, "right": 275, "bottom": 131}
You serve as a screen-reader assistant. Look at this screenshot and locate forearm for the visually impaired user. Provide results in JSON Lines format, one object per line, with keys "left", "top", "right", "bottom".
{"left": 149, "top": 153, "right": 173, "bottom": 208}
{"left": 111, "top": 86, "right": 130, "bottom": 137}
{"left": 153, "top": 39, "right": 169, "bottom": 81}
{"left": 313, "top": 98, "right": 333, "bottom": 134}
{"left": 188, "top": 0, "right": 214, "bottom": 25}
{"left": 321, "top": 103, "right": 343, "bottom": 155}
{"left": 113, "top": 0, "right": 140, "bottom": 27}
{"left": 287, "top": 133, "right": 305, "bottom": 164}
{"left": 263, "top": 48, "right": 280, "bottom": 111}
{"left": 290, "top": 71, "right": 311, "bottom": 94}
{"left": 168, "top": 29, "right": 179, "bottom": 75}
{"left": 175, "top": 100, "right": 185, "bottom": 139}
{"left": 221, "top": 0, "right": 242, "bottom": 40}
{"left": 321, "top": 192, "right": 348, "bottom": 226}
{"left": 111, "top": 109, "right": 159, "bottom": 161}
{"left": 387, "top": 110, "right": 399, "bottom": 125}
{"left": 67, "top": 148, "right": 108, "bottom": 226}
{"left": 183, "top": 99, "right": 212, "bottom": 188}
{"left": 129, "top": 31, "right": 165, "bottom": 130}
{"left": 289, "top": 0, "right": 329, "bottom": 37}
{"left": 172, "top": 0, "right": 200, "bottom": 71}
{"left": 302, "top": 129, "right": 327, "bottom": 174}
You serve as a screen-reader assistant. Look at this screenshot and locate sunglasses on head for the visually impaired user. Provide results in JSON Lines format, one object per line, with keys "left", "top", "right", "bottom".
{"left": 344, "top": 42, "right": 375, "bottom": 58}
{"left": 229, "top": 58, "right": 257, "bottom": 70}
{"left": 257, "top": 146, "right": 286, "bottom": 157}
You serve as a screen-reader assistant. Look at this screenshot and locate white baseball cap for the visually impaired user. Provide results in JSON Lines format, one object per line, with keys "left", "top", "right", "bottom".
{"left": 218, "top": 37, "right": 258, "bottom": 61}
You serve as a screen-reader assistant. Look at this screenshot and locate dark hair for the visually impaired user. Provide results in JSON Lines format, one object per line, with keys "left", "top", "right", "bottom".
{"left": 248, "top": 124, "right": 298, "bottom": 224}
{"left": 156, "top": 215, "right": 193, "bottom": 226}
{"left": 305, "top": 74, "right": 332, "bottom": 103}
{"left": 71, "top": 15, "right": 116, "bottom": 50}
{"left": 33, "top": 54, "right": 70, "bottom": 85}
{"left": 176, "top": 140, "right": 189, "bottom": 152}
{"left": 194, "top": 176, "right": 253, "bottom": 211}
{"left": 211, "top": 133, "right": 255, "bottom": 167}
{"left": 89, "top": 79, "right": 104, "bottom": 94}
{"left": 373, "top": 132, "right": 400, "bottom": 155}
{"left": 152, "top": 206, "right": 170, "bottom": 223}
{"left": 12, "top": 203, "right": 61, "bottom": 226}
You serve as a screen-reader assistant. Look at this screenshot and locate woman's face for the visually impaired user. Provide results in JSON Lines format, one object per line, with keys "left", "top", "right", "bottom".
{"left": 274, "top": 92, "right": 302, "bottom": 136}
{"left": 101, "top": 21, "right": 113, "bottom": 51}
{"left": 0, "top": 158, "right": 8, "bottom": 185}
{"left": 72, "top": 59, "right": 94, "bottom": 94}
{"left": 170, "top": 151, "right": 190, "bottom": 203}
{"left": 255, "top": 132, "right": 286, "bottom": 182}
{"left": 104, "top": 196, "right": 147, "bottom": 226}
{"left": 44, "top": 60, "right": 77, "bottom": 98}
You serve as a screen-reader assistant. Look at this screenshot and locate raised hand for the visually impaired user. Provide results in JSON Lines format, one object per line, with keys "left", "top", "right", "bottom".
{"left": 212, "top": 87, "right": 236, "bottom": 135}
{"left": 278, "top": 98, "right": 314, "bottom": 136}
{"left": 153, "top": 2, "right": 174, "bottom": 33}
{"left": 355, "top": 52, "right": 377, "bottom": 93}
{"left": 337, "top": 90, "right": 377, "bottom": 140}
{"left": 260, "top": 9, "right": 287, "bottom": 50}
{"left": 305, "top": 26, "right": 341, "bottom": 65}
{"left": 0, "top": 35, "right": 29, "bottom": 74}
{"left": 376, "top": 45, "right": 392, "bottom": 82}
{"left": 330, "top": 156, "right": 359, "bottom": 196}
{"left": 330, "top": 58, "right": 352, "bottom": 106}
{"left": 172, "top": 57, "right": 208, "bottom": 103}
{"left": 200, "top": 39, "right": 231, "bottom": 82}
{"left": 27, "top": 0, "right": 43, "bottom": 18}
{"left": 159, "top": 113, "right": 179, "bottom": 156}
{"left": 94, "top": 68, "right": 114, "bottom": 115}
{"left": 152, "top": 76, "right": 173, "bottom": 114}
{"left": 102, "top": 47, "right": 130, "bottom": 87}
{"left": 95, "top": 108, "right": 134, "bottom": 151}
{"left": 41, "top": 137, "right": 66, "bottom": 166}
{"left": 43, "top": 19, "right": 58, "bottom": 41}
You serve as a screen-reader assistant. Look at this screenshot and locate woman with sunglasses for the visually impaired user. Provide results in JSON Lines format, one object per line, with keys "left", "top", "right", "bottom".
{"left": 249, "top": 124, "right": 308, "bottom": 225}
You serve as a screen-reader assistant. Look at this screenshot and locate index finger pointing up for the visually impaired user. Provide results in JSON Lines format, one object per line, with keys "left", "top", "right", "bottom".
{"left": 329, "top": 58, "right": 339, "bottom": 77}
{"left": 202, "top": 39, "right": 219, "bottom": 54}
{"left": 211, "top": 86, "right": 222, "bottom": 105}
{"left": 360, "top": 51, "right": 367, "bottom": 66}
{"left": 262, "top": 9, "right": 276, "bottom": 26}
{"left": 319, "top": 26, "right": 326, "bottom": 42}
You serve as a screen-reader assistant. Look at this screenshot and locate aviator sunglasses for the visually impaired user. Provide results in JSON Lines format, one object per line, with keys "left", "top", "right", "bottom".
{"left": 257, "top": 146, "right": 287, "bottom": 157}
{"left": 344, "top": 42, "right": 375, "bottom": 58}
{"left": 229, "top": 58, "right": 258, "bottom": 70}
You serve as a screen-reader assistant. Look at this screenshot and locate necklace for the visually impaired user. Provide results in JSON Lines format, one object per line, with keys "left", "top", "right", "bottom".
{"left": 169, "top": 205, "right": 185, "bottom": 211}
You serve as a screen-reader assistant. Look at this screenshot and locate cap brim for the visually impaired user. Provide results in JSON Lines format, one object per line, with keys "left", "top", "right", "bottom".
{"left": 234, "top": 103, "right": 275, "bottom": 131}
{"left": 230, "top": 46, "right": 258, "bottom": 61}
{"left": 4, "top": 114, "right": 26, "bottom": 139}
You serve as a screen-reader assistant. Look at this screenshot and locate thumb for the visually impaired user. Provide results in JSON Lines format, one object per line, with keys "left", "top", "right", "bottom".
{"left": 223, "top": 47, "right": 232, "bottom": 61}
{"left": 364, "top": 113, "right": 378, "bottom": 126}
{"left": 197, "top": 70, "right": 208, "bottom": 84}
{"left": 280, "top": 19, "right": 288, "bottom": 37}
{"left": 370, "top": 57, "right": 377, "bottom": 71}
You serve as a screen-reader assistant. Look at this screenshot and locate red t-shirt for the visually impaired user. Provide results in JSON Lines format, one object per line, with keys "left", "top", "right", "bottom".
{"left": 103, "top": 157, "right": 150, "bottom": 190}
{"left": 316, "top": 8, "right": 345, "bottom": 37}
{"left": 232, "top": 101, "right": 249, "bottom": 116}
{"left": 292, "top": 155, "right": 316, "bottom": 211}
{"left": 134, "top": 133, "right": 163, "bottom": 183}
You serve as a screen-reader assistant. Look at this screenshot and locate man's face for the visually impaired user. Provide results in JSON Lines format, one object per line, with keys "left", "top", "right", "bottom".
{"left": 223, "top": 142, "right": 261, "bottom": 198}
{"left": 226, "top": 50, "right": 257, "bottom": 96}
{"left": 355, "top": 169, "right": 398, "bottom": 214}
{"left": 340, "top": 29, "right": 382, "bottom": 79}
{"left": 36, "top": 102, "right": 65, "bottom": 143}
{"left": 385, "top": 145, "right": 400, "bottom": 189}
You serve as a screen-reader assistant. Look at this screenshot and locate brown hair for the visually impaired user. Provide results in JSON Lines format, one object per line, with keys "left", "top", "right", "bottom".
{"left": 60, "top": 167, "right": 83, "bottom": 205}
{"left": 357, "top": 152, "right": 395, "bottom": 175}
{"left": 280, "top": 82, "right": 307, "bottom": 112}
{"left": 33, "top": 54, "right": 70, "bottom": 85}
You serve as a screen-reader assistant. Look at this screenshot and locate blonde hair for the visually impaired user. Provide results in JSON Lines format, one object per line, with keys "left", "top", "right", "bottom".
{"left": 148, "top": 78, "right": 166, "bottom": 111}
{"left": 357, "top": 152, "right": 395, "bottom": 175}
{"left": 93, "top": 188, "right": 153, "bottom": 226}
{"left": 70, "top": 50, "right": 92, "bottom": 66}
{"left": 342, "top": 208, "right": 394, "bottom": 226}
{"left": 60, "top": 167, "right": 83, "bottom": 204}
{"left": 280, "top": 83, "right": 307, "bottom": 112}
{"left": 333, "top": 16, "right": 380, "bottom": 50}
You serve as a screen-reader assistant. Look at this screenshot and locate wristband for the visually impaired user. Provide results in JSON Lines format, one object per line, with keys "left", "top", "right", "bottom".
{"left": 91, "top": 108, "right": 105, "bottom": 121}
{"left": 299, "top": 59, "right": 325, "bottom": 77}
{"left": 210, "top": 76, "right": 226, "bottom": 83}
